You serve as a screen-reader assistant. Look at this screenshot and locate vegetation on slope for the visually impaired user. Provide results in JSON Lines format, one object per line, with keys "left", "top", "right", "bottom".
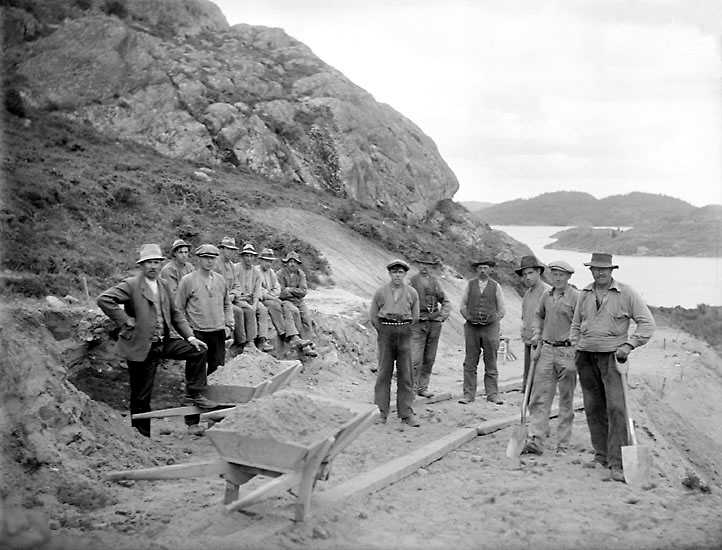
{"left": 1, "top": 108, "right": 529, "bottom": 300}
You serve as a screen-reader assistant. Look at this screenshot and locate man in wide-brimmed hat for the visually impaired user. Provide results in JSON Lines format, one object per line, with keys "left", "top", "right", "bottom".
{"left": 459, "top": 257, "right": 506, "bottom": 405}
{"left": 516, "top": 254, "right": 550, "bottom": 392}
{"left": 571, "top": 252, "right": 655, "bottom": 482}
{"left": 97, "top": 244, "right": 214, "bottom": 438}
{"left": 213, "top": 236, "right": 247, "bottom": 350}
{"left": 160, "top": 238, "right": 194, "bottom": 296}
{"left": 276, "top": 251, "right": 316, "bottom": 355}
{"left": 408, "top": 252, "right": 451, "bottom": 398}
{"left": 233, "top": 243, "right": 273, "bottom": 353}
{"left": 369, "top": 259, "right": 420, "bottom": 426}
{"left": 523, "top": 260, "right": 580, "bottom": 456}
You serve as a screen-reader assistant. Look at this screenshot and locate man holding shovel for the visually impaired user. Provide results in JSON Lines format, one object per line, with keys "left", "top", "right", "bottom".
{"left": 570, "top": 253, "right": 655, "bottom": 482}
{"left": 522, "top": 260, "right": 580, "bottom": 455}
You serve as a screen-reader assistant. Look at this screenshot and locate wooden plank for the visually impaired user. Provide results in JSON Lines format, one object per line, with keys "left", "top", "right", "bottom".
{"left": 317, "top": 426, "right": 478, "bottom": 503}
{"left": 202, "top": 384, "right": 256, "bottom": 405}
{"left": 317, "top": 398, "right": 586, "bottom": 504}
{"left": 105, "top": 460, "right": 231, "bottom": 481}
{"left": 132, "top": 406, "right": 201, "bottom": 419}
{"left": 390, "top": 391, "right": 452, "bottom": 413}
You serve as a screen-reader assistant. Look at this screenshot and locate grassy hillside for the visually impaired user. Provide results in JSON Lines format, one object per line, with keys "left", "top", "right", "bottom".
{"left": 1, "top": 108, "right": 530, "bottom": 300}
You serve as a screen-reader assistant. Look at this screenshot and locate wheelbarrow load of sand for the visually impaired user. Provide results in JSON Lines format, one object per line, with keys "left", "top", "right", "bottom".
{"left": 131, "top": 354, "right": 303, "bottom": 422}
{"left": 107, "top": 390, "right": 379, "bottom": 521}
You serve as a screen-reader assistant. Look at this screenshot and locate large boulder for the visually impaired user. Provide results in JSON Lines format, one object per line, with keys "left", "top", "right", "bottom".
{"left": 11, "top": 6, "right": 459, "bottom": 220}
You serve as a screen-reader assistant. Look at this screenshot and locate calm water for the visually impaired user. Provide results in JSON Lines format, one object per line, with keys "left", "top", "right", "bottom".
{"left": 495, "top": 225, "right": 722, "bottom": 308}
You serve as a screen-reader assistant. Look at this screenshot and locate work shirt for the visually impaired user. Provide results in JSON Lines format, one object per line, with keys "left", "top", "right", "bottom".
{"left": 259, "top": 267, "right": 281, "bottom": 300}
{"left": 277, "top": 267, "right": 308, "bottom": 304}
{"left": 159, "top": 260, "right": 194, "bottom": 296}
{"left": 570, "top": 279, "right": 655, "bottom": 352}
{"left": 369, "top": 283, "right": 419, "bottom": 329}
{"left": 176, "top": 271, "right": 233, "bottom": 332}
{"left": 213, "top": 258, "right": 242, "bottom": 302}
{"left": 521, "top": 280, "right": 551, "bottom": 344}
{"left": 459, "top": 278, "right": 506, "bottom": 322}
{"left": 408, "top": 273, "right": 451, "bottom": 322}
{"left": 234, "top": 262, "right": 262, "bottom": 304}
{"left": 532, "top": 285, "right": 581, "bottom": 343}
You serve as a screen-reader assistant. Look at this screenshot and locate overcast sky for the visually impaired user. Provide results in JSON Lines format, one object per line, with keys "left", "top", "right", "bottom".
{"left": 213, "top": 0, "right": 722, "bottom": 207}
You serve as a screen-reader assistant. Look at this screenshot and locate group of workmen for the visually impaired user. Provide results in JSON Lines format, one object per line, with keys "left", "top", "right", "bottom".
{"left": 97, "top": 238, "right": 655, "bottom": 482}
{"left": 369, "top": 251, "right": 655, "bottom": 483}
{"left": 97, "top": 237, "right": 316, "bottom": 437}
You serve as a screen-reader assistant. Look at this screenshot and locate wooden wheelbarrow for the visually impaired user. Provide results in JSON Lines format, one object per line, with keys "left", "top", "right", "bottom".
{"left": 106, "top": 403, "right": 379, "bottom": 521}
{"left": 131, "top": 360, "right": 303, "bottom": 421}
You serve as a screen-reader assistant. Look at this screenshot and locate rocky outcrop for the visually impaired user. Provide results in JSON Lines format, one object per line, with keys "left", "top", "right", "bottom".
{"left": 9, "top": 2, "right": 459, "bottom": 220}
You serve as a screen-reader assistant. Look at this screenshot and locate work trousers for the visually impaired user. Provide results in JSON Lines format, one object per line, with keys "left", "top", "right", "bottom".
{"left": 374, "top": 324, "right": 414, "bottom": 419}
{"left": 575, "top": 351, "right": 629, "bottom": 469}
{"left": 258, "top": 297, "right": 285, "bottom": 338}
{"left": 185, "top": 329, "right": 224, "bottom": 427}
{"left": 528, "top": 344, "right": 577, "bottom": 448}
{"left": 232, "top": 301, "right": 257, "bottom": 344}
{"left": 411, "top": 320, "right": 442, "bottom": 392}
{"left": 282, "top": 299, "right": 311, "bottom": 338}
{"left": 127, "top": 338, "right": 206, "bottom": 437}
{"left": 462, "top": 321, "right": 499, "bottom": 401}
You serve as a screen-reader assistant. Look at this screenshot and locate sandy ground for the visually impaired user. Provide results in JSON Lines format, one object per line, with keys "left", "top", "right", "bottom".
{"left": 2, "top": 207, "right": 721, "bottom": 550}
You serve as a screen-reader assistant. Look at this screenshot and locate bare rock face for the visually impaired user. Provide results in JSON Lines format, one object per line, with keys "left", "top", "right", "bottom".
{"left": 11, "top": 4, "right": 459, "bottom": 220}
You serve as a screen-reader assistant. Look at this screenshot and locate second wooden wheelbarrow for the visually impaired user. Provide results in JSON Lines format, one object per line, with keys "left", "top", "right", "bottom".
{"left": 131, "top": 360, "right": 303, "bottom": 421}
{"left": 107, "top": 399, "right": 379, "bottom": 521}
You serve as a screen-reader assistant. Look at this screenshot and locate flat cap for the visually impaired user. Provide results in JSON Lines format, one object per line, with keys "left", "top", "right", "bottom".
{"left": 387, "top": 259, "right": 410, "bottom": 271}
{"left": 196, "top": 244, "right": 220, "bottom": 257}
{"left": 548, "top": 260, "right": 575, "bottom": 274}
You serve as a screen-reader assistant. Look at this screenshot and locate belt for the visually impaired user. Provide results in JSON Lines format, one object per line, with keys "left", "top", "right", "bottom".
{"left": 151, "top": 335, "right": 164, "bottom": 343}
{"left": 379, "top": 319, "right": 412, "bottom": 326}
{"left": 543, "top": 340, "right": 572, "bottom": 347}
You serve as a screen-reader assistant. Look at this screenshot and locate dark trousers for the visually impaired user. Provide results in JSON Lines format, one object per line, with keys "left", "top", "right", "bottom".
{"left": 411, "top": 320, "right": 442, "bottom": 392}
{"left": 575, "top": 351, "right": 628, "bottom": 469}
{"left": 374, "top": 324, "right": 414, "bottom": 419}
{"left": 462, "top": 321, "right": 500, "bottom": 401}
{"left": 127, "top": 338, "right": 206, "bottom": 437}
{"left": 193, "top": 329, "right": 225, "bottom": 376}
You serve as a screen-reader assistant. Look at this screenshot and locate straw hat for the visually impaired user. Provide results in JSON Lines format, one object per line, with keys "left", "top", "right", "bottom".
{"left": 136, "top": 244, "right": 164, "bottom": 264}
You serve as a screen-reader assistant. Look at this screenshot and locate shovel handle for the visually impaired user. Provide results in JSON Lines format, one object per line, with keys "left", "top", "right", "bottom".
{"left": 621, "top": 373, "right": 638, "bottom": 446}
{"left": 520, "top": 354, "right": 539, "bottom": 423}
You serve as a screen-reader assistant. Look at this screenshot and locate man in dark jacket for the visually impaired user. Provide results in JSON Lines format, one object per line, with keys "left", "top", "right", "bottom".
{"left": 408, "top": 252, "right": 451, "bottom": 398}
{"left": 97, "top": 243, "right": 216, "bottom": 438}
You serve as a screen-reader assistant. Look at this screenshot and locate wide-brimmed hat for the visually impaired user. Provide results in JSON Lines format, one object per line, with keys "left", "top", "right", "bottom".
{"left": 548, "top": 260, "right": 575, "bottom": 274}
{"left": 259, "top": 248, "right": 277, "bottom": 260}
{"left": 387, "top": 259, "right": 410, "bottom": 272}
{"left": 136, "top": 244, "right": 165, "bottom": 264}
{"left": 240, "top": 243, "right": 258, "bottom": 256}
{"left": 283, "top": 251, "right": 302, "bottom": 264}
{"left": 584, "top": 252, "right": 618, "bottom": 269}
{"left": 515, "top": 255, "right": 545, "bottom": 276}
{"left": 218, "top": 236, "right": 239, "bottom": 250}
{"left": 471, "top": 258, "right": 496, "bottom": 268}
{"left": 415, "top": 252, "right": 440, "bottom": 266}
{"left": 170, "top": 239, "right": 190, "bottom": 255}
{"left": 196, "top": 244, "right": 220, "bottom": 257}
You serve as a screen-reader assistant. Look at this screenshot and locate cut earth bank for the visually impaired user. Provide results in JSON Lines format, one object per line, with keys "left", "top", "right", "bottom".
{"left": 2, "top": 206, "right": 722, "bottom": 550}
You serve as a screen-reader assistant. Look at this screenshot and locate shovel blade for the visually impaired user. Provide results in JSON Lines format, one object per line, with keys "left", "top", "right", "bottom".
{"left": 505, "top": 425, "right": 527, "bottom": 459}
{"left": 621, "top": 444, "right": 651, "bottom": 485}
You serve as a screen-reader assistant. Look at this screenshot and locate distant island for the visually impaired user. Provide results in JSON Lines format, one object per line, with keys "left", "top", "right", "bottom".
{"left": 465, "top": 191, "right": 722, "bottom": 257}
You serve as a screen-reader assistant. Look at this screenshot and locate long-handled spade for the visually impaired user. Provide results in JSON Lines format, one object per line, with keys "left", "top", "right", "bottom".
{"left": 506, "top": 355, "right": 539, "bottom": 460}
{"left": 621, "top": 370, "right": 651, "bottom": 485}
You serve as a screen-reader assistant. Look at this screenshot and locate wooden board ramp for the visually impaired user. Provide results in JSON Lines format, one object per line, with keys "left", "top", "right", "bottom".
{"left": 317, "top": 397, "right": 584, "bottom": 504}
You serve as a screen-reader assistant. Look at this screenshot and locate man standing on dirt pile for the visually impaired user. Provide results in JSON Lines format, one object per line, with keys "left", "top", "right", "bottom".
{"left": 408, "top": 252, "right": 451, "bottom": 398}
{"left": 571, "top": 252, "right": 655, "bottom": 482}
{"left": 459, "top": 257, "right": 506, "bottom": 405}
{"left": 96, "top": 243, "right": 215, "bottom": 439}
{"left": 277, "top": 251, "right": 317, "bottom": 357}
{"left": 234, "top": 243, "right": 273, "bottom": 353}
{"left": 370, "top": 259, "right": 420, "bottom": 426}
{"left": 523, "top": 260, "right": 580, "bottom": 456}
{"left": 516, "top": 255, "right": 550, "bottom": 392}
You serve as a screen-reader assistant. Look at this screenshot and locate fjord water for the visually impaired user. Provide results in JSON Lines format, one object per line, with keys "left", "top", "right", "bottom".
{"left": 495, "top": 225, "right": 722, "bottom": 308}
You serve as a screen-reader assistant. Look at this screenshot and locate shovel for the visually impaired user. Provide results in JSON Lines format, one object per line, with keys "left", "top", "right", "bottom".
{"left": 621, "top": 371, "right": 651, "bottom": 485}
{"left": 506, "top": 354, "right": 539, "bottom": 459}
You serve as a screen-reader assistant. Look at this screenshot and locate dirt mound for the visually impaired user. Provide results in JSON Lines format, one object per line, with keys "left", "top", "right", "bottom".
{"left": 209, "top": 349, "right": 290, "bottom": 387}
{"left": 213, "top": 390, "right": 355, "bottom": 446}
